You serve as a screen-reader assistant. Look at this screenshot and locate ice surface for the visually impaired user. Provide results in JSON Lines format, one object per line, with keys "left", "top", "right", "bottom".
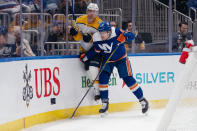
{"left": 22, "top": 109, "right": 164, "bottom": 131}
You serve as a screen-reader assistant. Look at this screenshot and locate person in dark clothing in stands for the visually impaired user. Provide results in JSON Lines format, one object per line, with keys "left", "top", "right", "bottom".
{"left": 47, "top": 20, "right": 65, "bottom": 42}
{"left": 172, "top": 21, "right": 193, "bottom": 52}
{"left": 0, "top": 26, "right": 19, "bottom": 58}
{"left": 56, "top": 0, "right": 72, "bottom": 14}
{"left": 74, "top": 0, "right": 87, "bottom": 14}
{"left": 125, "top": 21, "right": 145, "bottom": 52}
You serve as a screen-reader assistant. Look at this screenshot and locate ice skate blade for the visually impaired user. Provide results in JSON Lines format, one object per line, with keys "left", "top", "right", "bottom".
{"left": 100, "top": 112, "right": 108, "bottom": 117}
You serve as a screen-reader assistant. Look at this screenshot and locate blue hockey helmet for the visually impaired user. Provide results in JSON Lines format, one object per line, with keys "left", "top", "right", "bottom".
{"left": 98, "top": 21, "right": 111, "bottom": 32}
{"left": 0, "top": 26, "right": 8, "bottom": 36}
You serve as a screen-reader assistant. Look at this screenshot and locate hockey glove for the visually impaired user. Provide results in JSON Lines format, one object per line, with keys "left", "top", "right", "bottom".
{"left": 83, "top": 34, "right": 92, "bottom": 42}
{"left": 70, "top": 27, "right": 78, "bottom": 36}
{"left": 123, "top": 32, "right": 135, "bottom": 42}
{"left": 80, "top": 53, "right": 90, "bottom": 70}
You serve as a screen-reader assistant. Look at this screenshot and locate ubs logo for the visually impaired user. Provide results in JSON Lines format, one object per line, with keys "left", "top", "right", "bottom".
{"left": 22, "top": 64, "right": 33, "bottom": 107}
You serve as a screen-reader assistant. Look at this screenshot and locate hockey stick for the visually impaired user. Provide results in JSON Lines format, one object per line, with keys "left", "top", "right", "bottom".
{"left": 70, "top": 45, "right": 120, "bottom": 118}
{"left": 71, "top": 0, "right": 77, "bottom": 29}
{"left": 71, "top": 0, "right": 75, "bottom": 20}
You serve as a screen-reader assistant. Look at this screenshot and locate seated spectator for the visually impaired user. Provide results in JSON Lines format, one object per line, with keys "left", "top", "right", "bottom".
{"left": 56, "top": 0, "right": 72, "bottom": 14}
{"left": 0, "top": 0, "right": 19, "bottom": 14}
{"left": 172, "top": 21, "right": 193, "bottom": 52}
{"left": 47, "top": 20, "right": 65, "bottom": 42}
{"left": 23, "top": 14, "right": 40, "bottom": 30}
{"left": 126, "top": 21, "right": 145, "bottom": 52}
{"left": 45, "top": 20, "right": 66, "bottom": 55}
{"left": 10, "top": 14, "right": 26, "bottom": 27}
{"left": 28, "top": 0, "right": 47, "bottom": 13}
{"left": 74, "top": 0, "right": 87, "bottom": 14}
{"left": 110, "top": 21, "right": 117, "bottom": 28}
{"left": 46, "top": 2, "right": 57, "bottom": 15}
{"left": 67, "top": 20, "right": 75, "bottom": 41}
{"left": 13, "top": 26, "right": 35, "bottom": 56}
{"left": 0, "top": 26, "right": 19, "bottom": 57}
{"left": 0, "top": 0, "right": 31, "bottom": 15}
{"left": 67, "top": 23, "right": 79, "bottom": 55}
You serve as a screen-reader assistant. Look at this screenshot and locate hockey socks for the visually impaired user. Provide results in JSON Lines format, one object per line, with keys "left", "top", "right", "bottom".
{"left": 100, "top": 90, "right": 108, "bottom": 100}
{"left": 99, "top": 84, "right": 109, "bottom": 113}
{"left": 94, "top": 80, "right": 100, "bottom": 101}
{"left": 123, "top": 76, "right": 144, "bottom": 100}
{"left": 132, "top": 87, "right": 143, "bottom": 100}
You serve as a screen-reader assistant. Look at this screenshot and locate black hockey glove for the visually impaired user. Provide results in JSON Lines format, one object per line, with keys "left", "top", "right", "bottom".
{"left": 70, "top": 27, "right": 78, "bottom": 36}
{"left": 80, "top": 53, "right": 90, "bottom": 71}
{"left": 83, "top": 34, "right": 92, "bottom": 42}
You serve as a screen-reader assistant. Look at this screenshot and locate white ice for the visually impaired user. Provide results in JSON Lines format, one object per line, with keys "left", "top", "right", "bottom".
{"left": 22, "top": 109, "right": 164, "bottom": 131}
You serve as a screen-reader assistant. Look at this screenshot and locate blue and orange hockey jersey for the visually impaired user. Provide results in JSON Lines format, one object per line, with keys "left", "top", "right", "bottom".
{"left": 86, "top": 27, "right": 135, "bottom": 62}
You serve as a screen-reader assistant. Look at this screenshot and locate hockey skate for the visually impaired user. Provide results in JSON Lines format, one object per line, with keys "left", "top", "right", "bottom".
{"left": 99, "top": 99, "right": 109, "bottom": 117}
{"left": 139, "top": 98, "right": 149, "bottom": 115}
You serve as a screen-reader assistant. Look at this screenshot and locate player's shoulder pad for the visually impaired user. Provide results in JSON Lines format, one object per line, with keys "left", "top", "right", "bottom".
{"left": 95, "top": 16, "right": 103, "bottom": 23}
{"left": 76, "top": 15, "right": 87, "bottom": 24}
{"left": 91, "top": 17, "right": 103, "bottom": 29}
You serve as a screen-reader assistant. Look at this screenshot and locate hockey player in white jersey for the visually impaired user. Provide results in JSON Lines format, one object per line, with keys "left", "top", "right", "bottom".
{"left": 70, "top": 3, "right": 103, "bottom": 101}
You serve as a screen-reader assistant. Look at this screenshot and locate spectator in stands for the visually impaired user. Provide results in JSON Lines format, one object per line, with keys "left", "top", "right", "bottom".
{"left": 10, "top": 14, "right": 27, "bottom": 27}
{"left": 23, "top": 14, "right": 40, "bottom": 30}
{"left": 0, "top": 26, "right": 19, "bottom": 57}
{"left": 56, "top": 0, "right": 72, "bottom": 14}
{"left": 172, "top": 21, "right": 192, "bottom": 52}
{"left": 13, "top": 26, "right": 36, "bottom": 56}
{"left": 0, "top": 0, "right": 30, "bottom": 20}
{"left": 45, "top": 20, "right": 65, "bottom": 55}
{"left": 67, "top": 23, "right": 78, "bottom": 55}
{"left": 110, "top": 21, "right": 117, "bottom": 28}
{"left": 126, "top": 21, "right": 145, "bottom": 52}
{"left": 67, "top": 22, "right": 74, "bottom": 41}
{"left": 74, "top": 0, "right": 87, "bottom": 14}
{"left": 28, "top": 0, "right": 47, "bottom": 13}
{"left": 0, "top": 0, "right": 19, "bottom": 14}
{"left": 47, "top": 20, "right": 65, "bottom": 42}
{"left": 187, "top": 0, "right": 197, "bottom": 10}
{"left": 187, "top": 0, "right": 197, "bottom": 20}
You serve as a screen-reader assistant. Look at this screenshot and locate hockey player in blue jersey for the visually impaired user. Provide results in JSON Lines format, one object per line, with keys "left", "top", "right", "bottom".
{"left": 81, "top": 21, "right": 149, "bottom": 114}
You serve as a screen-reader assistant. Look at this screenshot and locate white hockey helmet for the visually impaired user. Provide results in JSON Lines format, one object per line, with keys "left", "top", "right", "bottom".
{"left": 87, "top": 3, "right": 99, "bottom": 11}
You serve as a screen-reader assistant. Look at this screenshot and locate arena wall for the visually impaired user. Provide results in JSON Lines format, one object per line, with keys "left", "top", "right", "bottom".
{"left": 0, "top": 53, "right": 183, "bottom": 130}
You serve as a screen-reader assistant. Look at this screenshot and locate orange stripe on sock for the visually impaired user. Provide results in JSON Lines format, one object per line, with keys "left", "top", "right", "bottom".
{"left": 129, "top": 83, "right": 138, "bottom": 90}
{"left": 99, "top": 85, "right": 108, "bottom": 88}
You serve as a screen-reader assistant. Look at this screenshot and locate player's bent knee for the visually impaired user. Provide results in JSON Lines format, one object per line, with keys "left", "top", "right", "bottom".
{"left": 123, "top": 76, "right": 137, "bottom": 88}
